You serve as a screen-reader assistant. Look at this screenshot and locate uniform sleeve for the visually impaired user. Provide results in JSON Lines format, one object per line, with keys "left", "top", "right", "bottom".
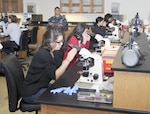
{"left": 62, "top": 17, "right": 68, "bottom": 30}
{"left": 47, "top": 17, "right": 54, "bottom": 29}
{"left": 48, "top": 17, "right": 53, "bottom": 22}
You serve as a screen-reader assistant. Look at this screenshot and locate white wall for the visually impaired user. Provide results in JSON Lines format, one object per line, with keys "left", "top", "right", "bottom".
{"left": 22, "top": 0, "right": 150, "bottom": 22}
{"left": 23, "top": 0, "right": 59, "bottom": 21}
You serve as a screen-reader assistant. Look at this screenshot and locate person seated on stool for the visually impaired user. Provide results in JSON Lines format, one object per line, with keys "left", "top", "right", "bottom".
{"left": 1, "top": 15, "right": 21, "bottom": 54}
{"left": 22, "top": 28, "right": 77, "bottom": 103}
{"left": 63, "top": 23, "right": 91, "bottom": 67}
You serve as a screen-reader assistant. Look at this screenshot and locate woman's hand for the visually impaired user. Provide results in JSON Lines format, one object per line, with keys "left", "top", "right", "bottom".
{"left": 66, "top": 48, "right": 78, "bottom": 62}
{"left": 56, "top": 48, "right": 77, "bottom": 79}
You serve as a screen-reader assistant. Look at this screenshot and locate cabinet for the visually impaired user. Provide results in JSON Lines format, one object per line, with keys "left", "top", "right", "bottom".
{"left": 112, "top": 33, "right": 150, "bottom": 112}
{"left": 0, "top": 0, "right": 23, "bottom": 13}
{"left": 60, "top": 0, "right": 104, "bottom": 13}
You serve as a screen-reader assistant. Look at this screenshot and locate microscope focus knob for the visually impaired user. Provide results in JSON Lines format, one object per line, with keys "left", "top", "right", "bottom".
{"left": 82, "top": 71, "right": 89, "bottom": 77}
{"left": 93, "top": 73, "right": 99, "bottom": 80}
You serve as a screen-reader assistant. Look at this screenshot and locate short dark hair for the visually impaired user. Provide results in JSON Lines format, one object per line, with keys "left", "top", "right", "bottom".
{"left": 55, "top": 7, "right": 60, "bottom": 10}
{"left": 8, "top": 15, "right": 17, "bottom": 23}
{"left": 104, "top": 13, "right": 113, "bottom": 22}
{"left": 96, "top": 17, "right": 104, "bottom": 24}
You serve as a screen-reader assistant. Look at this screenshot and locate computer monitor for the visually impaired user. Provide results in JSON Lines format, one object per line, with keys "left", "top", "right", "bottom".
{"left": 31, "top": 14, "right": 43, "bottom": 22}
{"left": 112, "top": 14, "right": 123, "bottom": 22}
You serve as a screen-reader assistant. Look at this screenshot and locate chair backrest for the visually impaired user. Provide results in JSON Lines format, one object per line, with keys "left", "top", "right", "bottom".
{"left": 30, "top": 26, "right": 39, "bottom": 44}
{"left": 19, "top": 30, "right": 29, "bottom": 50}
{"left": 0, "top": 54, "right": 24, "bottom": 112}
{"left": 91, "top": 25, "right": 95, "bottom": 32}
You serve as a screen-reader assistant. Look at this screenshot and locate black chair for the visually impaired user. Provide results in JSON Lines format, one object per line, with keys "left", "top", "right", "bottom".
{"left": 19, "top": 30, "right": 29, "bottom": 53}
{"left": 1, "top": 41, "right": 19, "bottom": 56}
{"left": 0, "top": 54, "right": 40, "bottom": 114}
{"left": 27, "top": 26, "right": 39, "bottom": 56}
{"left": 9, "top": 30, "right": 29, "bottom": 57}
{"left": 18, "top": 30, "right": 30, "bottom": 71}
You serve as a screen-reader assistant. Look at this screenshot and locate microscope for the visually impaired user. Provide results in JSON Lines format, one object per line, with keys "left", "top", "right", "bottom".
{"left": 77, "top": 48, "right": 103, "bottom": 85}
{"left": 121, "top": 29, "right": 143, "bottom": 67}
{"left": 94, "top": 34, "right": 111, "bottom": 53}
{"left": 106, "top": 23, "right": 120, "bottom": 41}
{"left": 74, "top": 34, "right": 111, "bottom": 88}
{"left": 130, "top": 12, "right": 142, "bottom": 36}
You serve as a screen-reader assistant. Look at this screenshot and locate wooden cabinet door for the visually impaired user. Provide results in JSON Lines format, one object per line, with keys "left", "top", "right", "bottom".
{"left": 1, "top": 0, "right": 9, "bottom": 12}
{"left": 1, "top": 0, "right": 23, "bottom": 13}
{"left": 0, "top": 0, "right": 2, "bottom": 12}
{"left": 60, "top": 0, "right": 104, "bottom": 13}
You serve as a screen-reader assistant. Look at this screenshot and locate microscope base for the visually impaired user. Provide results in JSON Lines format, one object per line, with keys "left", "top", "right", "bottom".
{"left": 76, "top": 76, "right": 103, "bottom": 90}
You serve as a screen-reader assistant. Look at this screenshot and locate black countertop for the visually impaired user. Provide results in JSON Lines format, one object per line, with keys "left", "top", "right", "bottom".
{"left": 111, "top": 33, "right": 150, "bottom": 73}
{"left": 36, "top": 62, "right": 150, "bottom": 114}
{"left": 28, "top": 21, "right": 94, "bottom": 26}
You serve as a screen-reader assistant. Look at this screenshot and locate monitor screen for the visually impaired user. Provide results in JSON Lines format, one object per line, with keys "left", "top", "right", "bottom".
{"left": 112, "top": 14, "right": 123, "bottom": 22}
{"left": 32, "top": 14, "right": 43, "bottom": 22}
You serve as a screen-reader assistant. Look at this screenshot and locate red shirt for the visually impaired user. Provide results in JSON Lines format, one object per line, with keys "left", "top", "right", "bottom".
{"left": 63, "top": 36, "right": 90, "bottom": 66}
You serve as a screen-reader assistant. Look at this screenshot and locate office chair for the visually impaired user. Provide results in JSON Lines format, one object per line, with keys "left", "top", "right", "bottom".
{"left": 1, "top": 41, "right": 19, "bottom": 56}
{"left": 6, "top": 30, "right": 29, "bottom": 57}
{"left": 0, "top": 54, "right": 40, "bottom": 114}
{"left": 17, "top": 30, "right": 30, "bottom": 71}
{"left": 19, "top": 30, "right": 29, "bottom": 54}
{"left": 27, "top": 26, "right": 39, "bottom": 56}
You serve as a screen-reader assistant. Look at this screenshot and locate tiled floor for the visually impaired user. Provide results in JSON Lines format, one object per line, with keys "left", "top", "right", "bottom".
{"left": 0, "top": 56, "right": 35, "bottom": 114}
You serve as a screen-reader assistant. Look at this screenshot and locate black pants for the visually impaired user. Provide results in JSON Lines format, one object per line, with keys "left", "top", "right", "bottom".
{"left": 1, "top": 41, "right": 19, "bottom": 55}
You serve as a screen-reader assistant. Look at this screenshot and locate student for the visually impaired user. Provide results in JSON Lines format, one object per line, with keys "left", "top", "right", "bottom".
{"left": 89, "top": 16, "right": 106, "bottom": 51}
{"left": 63, "top": 23, "right": 91, "bottom": 66}
{"left": 104, "top": 13, "right": 113, "bottom": 28}
{"left": 22, "top": 29, "right": 77, "bottom": 103}
{"left": 104, "top": 13, "right": 117, "bottom": 37}
{"left": 47, "top": 6, "right": 68, "bottom": 68}
{"left": 1, "top": 15, "right": 21, "bottom": 54}
{"left": 91, "top": 16, "right": 106, "bottom": 37}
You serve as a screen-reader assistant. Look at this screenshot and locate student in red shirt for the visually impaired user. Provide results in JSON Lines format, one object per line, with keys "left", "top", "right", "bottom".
{"left": 63, "top": 23, "right": 91, "bottom": 66}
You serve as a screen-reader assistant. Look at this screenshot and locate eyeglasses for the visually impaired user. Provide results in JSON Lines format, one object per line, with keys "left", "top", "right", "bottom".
{"left": 55, "top": 40, "right": 64, "bottom": 44}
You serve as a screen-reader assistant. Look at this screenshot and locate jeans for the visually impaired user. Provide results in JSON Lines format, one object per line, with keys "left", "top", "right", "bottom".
{"left": 1, "top": 41, "right": 19, "bottom": 54}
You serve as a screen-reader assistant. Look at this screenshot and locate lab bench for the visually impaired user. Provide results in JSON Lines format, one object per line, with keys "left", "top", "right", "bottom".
{"left": 36, "top": 32, "right": 150, "bottom": 114}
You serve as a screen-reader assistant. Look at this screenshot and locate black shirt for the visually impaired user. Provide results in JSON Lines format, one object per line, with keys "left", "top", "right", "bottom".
{"left": 22, "top": 47, "right": 56, "bottom": 97}
{"left": 91, "top": 24, "right": 106, "bottom": 37}
{"left": 90, "top": 24, "right": 106, "bottom": 51}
